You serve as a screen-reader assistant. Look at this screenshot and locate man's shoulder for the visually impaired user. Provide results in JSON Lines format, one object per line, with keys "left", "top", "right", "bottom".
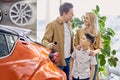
{"left": 48, "top": 19, "right": 57, "bottom": 24}
{"left": 48, "top": 18, "right": 60, "bottom": 25}
{"left": 46, "top": 21, "right": 57, "bottom": 28}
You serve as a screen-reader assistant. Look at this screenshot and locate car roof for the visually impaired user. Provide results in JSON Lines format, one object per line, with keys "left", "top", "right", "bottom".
{"left": 0, "top": 25, "right": 31, "bottom": 36}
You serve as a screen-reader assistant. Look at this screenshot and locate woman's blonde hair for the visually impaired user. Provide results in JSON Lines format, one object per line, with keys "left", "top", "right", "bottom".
{"left": 86, "top": 12, "right": 100, "bottom": 36}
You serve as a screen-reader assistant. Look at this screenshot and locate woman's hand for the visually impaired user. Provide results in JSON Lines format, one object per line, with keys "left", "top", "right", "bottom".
{"left": 89, "top": 50, "right": 95, "bottom": 56}
{"left": 89, "top": 49, "right": 101, "bottom": 56}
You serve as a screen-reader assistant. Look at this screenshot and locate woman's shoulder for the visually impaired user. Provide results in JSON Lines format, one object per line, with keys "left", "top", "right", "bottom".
{"left": 95, "top": 31, "right": 101, "bottom": 38}
{"left": 76, "top": 28, "right": 84, "bottom": 33}
{"left": 77, "top": 28, "right": 83, "bottom": 31}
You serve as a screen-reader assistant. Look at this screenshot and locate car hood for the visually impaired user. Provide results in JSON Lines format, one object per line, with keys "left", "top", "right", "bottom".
{"left": 0, "top": 40, "right": 66, "bottom": 80}
{"left": 0, "top": 40, "right": 49, "bottom": 79}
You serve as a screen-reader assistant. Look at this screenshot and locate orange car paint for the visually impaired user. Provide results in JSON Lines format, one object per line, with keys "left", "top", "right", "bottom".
{"left": 0, "top": 40, "right": 66, "bottom": 80}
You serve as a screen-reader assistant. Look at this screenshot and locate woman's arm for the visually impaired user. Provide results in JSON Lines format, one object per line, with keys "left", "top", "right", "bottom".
{"left": 94, "top": 49, "right": 101, "bottom": 54}
{"left": 74, "top": 29, "right": 84, "bottom": 46}
{"left": 89, "top": 32, "right": 103, "bottom": 56}
{"left": 89, "top": 49, "right": 101, "bottom": 56}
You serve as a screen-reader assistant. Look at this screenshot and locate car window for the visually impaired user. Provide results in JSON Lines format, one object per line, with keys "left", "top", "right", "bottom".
{"left": 6, "top": 34, "right": 18, "bottom": 52}
{"left": 0, "top": 33, "right": 18, "bottom": 57}
{"left": 0, "top": 34, "right": 8, "bottom": 57}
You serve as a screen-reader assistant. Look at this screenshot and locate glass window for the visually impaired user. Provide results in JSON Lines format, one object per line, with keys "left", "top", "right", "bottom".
{"left": 0, "top": 34, "right": 8, "bottom": 57}
{"left": 6, "top": 34, "right": 18, "bottom": 52}
{"left": 0, "top": 33, "right": 18, "bottom": 57}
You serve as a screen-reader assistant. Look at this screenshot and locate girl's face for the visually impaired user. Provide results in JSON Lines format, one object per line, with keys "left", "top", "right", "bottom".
{"left": 83, "top": 14, "right": 90, "bottom": 26}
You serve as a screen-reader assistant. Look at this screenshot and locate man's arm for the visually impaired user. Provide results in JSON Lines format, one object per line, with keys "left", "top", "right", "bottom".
{"left": 42, "top": 24, "right": 54, "bottom": 48}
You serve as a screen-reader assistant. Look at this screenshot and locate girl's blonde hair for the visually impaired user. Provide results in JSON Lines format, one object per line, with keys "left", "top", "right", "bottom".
{"left": 86, "top": 12, "right": 100, "bottom": 36}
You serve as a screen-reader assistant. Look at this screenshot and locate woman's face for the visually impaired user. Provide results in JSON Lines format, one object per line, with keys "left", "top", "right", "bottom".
{"left": 83, "top": 14, "right": 90, "bottom": 25}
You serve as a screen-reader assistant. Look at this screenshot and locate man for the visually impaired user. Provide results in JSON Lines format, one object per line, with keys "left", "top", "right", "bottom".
{"left": 42, "top": 2, "right": 74, "bottom": 80}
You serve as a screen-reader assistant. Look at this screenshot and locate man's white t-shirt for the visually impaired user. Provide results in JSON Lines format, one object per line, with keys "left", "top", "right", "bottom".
{"left": 64, "top": 23, "right": 71, "bottom": 58}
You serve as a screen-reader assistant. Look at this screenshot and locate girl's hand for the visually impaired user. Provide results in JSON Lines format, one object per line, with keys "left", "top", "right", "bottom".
{"left": 75, "top": 45, "right": 81, "bottom": 50}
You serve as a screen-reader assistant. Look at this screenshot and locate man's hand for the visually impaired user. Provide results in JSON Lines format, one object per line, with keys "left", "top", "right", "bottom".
{"left": 48, "top": 41, "right": 57, "bottom": 49}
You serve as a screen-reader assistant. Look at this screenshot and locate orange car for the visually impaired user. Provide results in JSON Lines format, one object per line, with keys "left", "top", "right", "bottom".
{"left": 0, "top": 25, "right": 66, "bottom": 80}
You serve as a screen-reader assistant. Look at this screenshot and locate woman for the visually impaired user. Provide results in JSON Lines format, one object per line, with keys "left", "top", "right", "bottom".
{"left": 74, "top": 12, "right": 103, "bottom": 80}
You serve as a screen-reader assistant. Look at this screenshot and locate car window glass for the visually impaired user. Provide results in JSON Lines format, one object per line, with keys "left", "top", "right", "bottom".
{"left": 6, "top": 34, "right": 18, "bottom": 52}
{"left": 0, "top": 34, "right": 9, "bottom": 57}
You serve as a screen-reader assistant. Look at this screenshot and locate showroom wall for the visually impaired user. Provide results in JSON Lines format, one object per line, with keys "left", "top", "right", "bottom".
{"left": 0, "top": 0, "right": 37, "bottom": 39}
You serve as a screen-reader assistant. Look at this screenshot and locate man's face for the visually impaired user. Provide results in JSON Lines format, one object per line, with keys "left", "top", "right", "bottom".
{"left": 63, "top": 8, "right": 74, "bottom": 21}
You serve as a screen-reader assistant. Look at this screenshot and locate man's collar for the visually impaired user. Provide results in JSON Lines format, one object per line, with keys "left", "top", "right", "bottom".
{"left": 56, "top": 17, "right": 64, "bottom": 24}
{"left": 56, "top": 17, "right": 70, "bottom": 24}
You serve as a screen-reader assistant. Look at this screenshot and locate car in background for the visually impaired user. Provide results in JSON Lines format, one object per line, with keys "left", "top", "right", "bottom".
{"left": 0, "top": 25, "right": 66, "bottom": 80}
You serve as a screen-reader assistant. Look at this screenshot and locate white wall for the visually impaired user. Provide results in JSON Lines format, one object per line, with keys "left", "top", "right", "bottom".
{"left": 37, "top": 0, "right": 120, "bottom": 42}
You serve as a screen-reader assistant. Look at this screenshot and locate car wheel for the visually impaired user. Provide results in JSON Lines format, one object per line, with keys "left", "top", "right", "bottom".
{"left": 9, "top": 1, "right": 33, "bottom": 26}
